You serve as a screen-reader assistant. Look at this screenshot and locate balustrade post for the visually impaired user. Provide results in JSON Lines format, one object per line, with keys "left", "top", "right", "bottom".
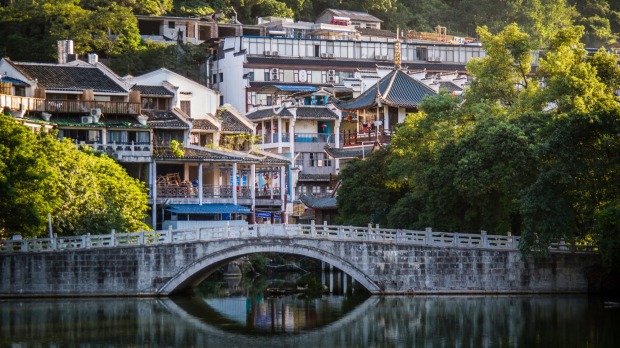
{"left": 338, "top": 225, "right": 343, "bottom": 239}
{"left": 21, "top": 240, "right": 28, "bottom": 252}
{"left": 453, "top": 232, "right": 458, "bottom": 247}
{"left": 111, "top": 229, "right": 116, "bottom": 246}
{"left": 507, "top": 232, "right": 513, "bottom": 249}
{"left": 139, "top": 230, "right": 145, "bottom": 245}
{"left": 425, "top": 227, "right": 432, "bottom": 245}
{"left": 52, "top": 233, "right": 58, "bottom": 250}
{"left": 227, "top": 221, "right": 231, "bottom": 238}
{"left": 311, "top": 220, "right": 316, "bottom": 238}
{"left": 368, "top": 223, "right": 373, "bottom": 241}
{"left": 481, "top": 230, "right": 488, "bottom": 248}
{"left": 167, "top": 225, "right": 173, "bottom": 243}
{"left": 85, "top": 233, "right": 91, "bottom": 248}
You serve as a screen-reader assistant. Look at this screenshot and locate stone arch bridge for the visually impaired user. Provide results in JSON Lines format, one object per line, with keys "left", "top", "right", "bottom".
{"left": 0, "top": 224, "right": 598, "bottom": 297}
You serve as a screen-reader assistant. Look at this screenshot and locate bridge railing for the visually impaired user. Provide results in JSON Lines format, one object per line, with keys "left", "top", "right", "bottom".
{"left": 0, "top": 223, "right": 595, "bottom": 253}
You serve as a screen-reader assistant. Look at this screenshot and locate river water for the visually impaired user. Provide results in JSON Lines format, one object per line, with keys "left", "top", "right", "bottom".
{"left": 1, "top": 293, "right": 619, "bottom": 347}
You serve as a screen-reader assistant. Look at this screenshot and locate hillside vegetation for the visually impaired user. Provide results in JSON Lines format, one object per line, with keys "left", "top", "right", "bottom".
{"left": 0, "top": 0, "right": 618, "bottom": 66}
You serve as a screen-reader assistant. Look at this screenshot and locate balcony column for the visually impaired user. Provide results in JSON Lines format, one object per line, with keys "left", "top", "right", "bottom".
{"left": 198, "top": 162, "right": 203, "bottom": 205}
{"left": 151, "top": 160, "right": 157, "bottom": 229}
{"left": 277, "top": 117, "right": 283, "bottom": 153}
{"left": 250, "top": 164, "right": 256, "bottom": 223}
{"left": 261, "top": 120, "right": 265, "bottom": 144}
{"left": 232, "top": 162, "right": 238, "bottom": 205}
{"left": 289, "top": 119, "right": 296, "bottom": 155}
{"left": 280, "top": 165, "right": 286, "bottom": 220}
{"left": 383, "top": 105, "right": 389, "bottom": 132}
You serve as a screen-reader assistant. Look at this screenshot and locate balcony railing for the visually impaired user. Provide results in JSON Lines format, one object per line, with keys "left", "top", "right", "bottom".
{"left": 341, "top": 129, "right": 391, "bottom": 146}
{"left": 155, "top": 184, "right": 282, "bottom": 199}
{"left": 93, "top": 142, "right": 152, "bottom": 155}
{"left": 0, "top": 94, "right": 45, "bottom": 112}
{"left": 260, "top": 132, "right": 290, "bottom": 144}
{"left": 44, "top": 100, "right": 141, "bottom": 115}
{"left": 294, "top": 133, "right": 334, "bottom": 143}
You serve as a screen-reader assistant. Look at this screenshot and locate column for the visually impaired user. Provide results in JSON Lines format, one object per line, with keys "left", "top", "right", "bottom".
{"left": 280, "top": 165, "right": 286, "bottom": 223}
{"left": 198, "top": 162, "right": 203, "bottom": 205}
{"left": 232, "top": 162, "right": 238, "bottom": 205}
{"left": 250, "top": 164, "right": 256, "bottom": 223}
{"left": 151, "top": 160, "right": 157, "bottom": 228}
{"left": 277, "top": 117, "right": 283, "bottom": 153}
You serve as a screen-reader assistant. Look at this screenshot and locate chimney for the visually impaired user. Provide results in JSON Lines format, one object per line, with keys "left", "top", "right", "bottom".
{"left": 57, "top": 40, "right": 74, "bottom": 64}
{"left": 88, "top": 53, "right": 99, "bottom": 65}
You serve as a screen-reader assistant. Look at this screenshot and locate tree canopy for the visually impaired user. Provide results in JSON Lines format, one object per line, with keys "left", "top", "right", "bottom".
{"left": 337, "top": 23, "right": 620, "bottom": 272}
{"left": 0, "top": 115, "right": 150, "bottom": 238}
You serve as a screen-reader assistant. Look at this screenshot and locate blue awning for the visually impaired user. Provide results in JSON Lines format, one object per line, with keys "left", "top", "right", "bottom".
{"left": 166, "top": 204, "right": 251, "bottom": 214}
{"left": 0, "top": 76, "right": 30, "bottom": 86}
{"left": 255, "top": 211, "right": 281, "bottom": 219}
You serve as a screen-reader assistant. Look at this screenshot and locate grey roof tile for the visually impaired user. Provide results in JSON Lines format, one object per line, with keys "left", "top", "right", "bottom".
{"left": 296, "top": 106, "right": 339, "bottom": 119}
{"left": 132, "top": 85, "right": 174, "bottom": 96}
{"left": 144, "top": 110, "right": 189, "bottom": 129}
{"left": 336, "top": 70, "right": 436, "bottom": 110}
{"left": 13, "top": 62, "right": 127, "bottom": 93}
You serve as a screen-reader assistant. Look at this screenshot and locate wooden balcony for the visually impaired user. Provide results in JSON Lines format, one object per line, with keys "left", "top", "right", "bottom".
{"left": 44, "top": 100, "right": 141, "bottom": 115}
{"left": 0, "top": 94, "right": 44, "bottom": 112}
{"left": 1, "top": 94, "right": 141, "bottom": 115}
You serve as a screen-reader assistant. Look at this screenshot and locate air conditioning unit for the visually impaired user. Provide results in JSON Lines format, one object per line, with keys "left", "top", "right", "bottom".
{"left": 270, "top": 68, "right": 280, "bottom": 81}
{"left": 327, "top": 75, "right": 336, "bottom": 83}
{"left": 328, "top": 69, "right": 336, "bottom": 75}
{"left": 272, "top": 51, "right": 279, "bottom": 57}
{"left": 90, "top": 108, "right": 102, "bottom": 117}
{"left": 81, "top": 116, "right": 93, "bottom": 124}
{"left": 320, "top": 53, "right": 328, "bottom": 58}
{"left": 263, "top": 50, "right": 272, "bottom": 56}
{"left": 327, "top": 53, "right": 334, "bottom": 58}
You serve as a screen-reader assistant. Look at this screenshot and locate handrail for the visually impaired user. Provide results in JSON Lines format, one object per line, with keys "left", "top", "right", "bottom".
{"left": 0, "top": 224, "right": 596, "bottom": 254}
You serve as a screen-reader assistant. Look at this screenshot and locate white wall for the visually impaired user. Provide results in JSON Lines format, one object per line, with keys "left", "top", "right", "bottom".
{"left": 215, "top": 37, "right": 250, "bottom": 113}
{"left": 129, "top": 69, "right": 219, "bottom": 119}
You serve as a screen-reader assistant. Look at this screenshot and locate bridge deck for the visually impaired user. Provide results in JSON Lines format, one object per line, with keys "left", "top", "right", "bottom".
{"left": 0, "top": 224, "right": 593, "bottom": 254}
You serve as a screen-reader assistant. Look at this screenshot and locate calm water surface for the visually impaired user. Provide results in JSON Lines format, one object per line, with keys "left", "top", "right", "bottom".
{"left": 1, "top": 294, "right": 619, "bottom": 347}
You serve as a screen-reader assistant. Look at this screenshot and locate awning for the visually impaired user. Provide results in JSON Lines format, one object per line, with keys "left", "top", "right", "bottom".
{"left": 166, "top": 204, "right": 251, "bottom": 214}
{"left": 0, "top": 76, "right": 30, "bottom": 86}
{"left": 255, "top": 211, "right": 282, "bottom": 219}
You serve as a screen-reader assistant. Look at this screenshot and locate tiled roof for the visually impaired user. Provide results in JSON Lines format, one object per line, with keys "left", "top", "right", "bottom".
{"left": 192, "top": 119, "right": 218, "bottom": 130}
{"left": 246, "top": 107, "right": 293, "bottom": 120}
{"left": 27, "top": 114, "right": 146, "bottom": 128}
{"left": 143, "top": 110, "right": 188, "bottom": 129}
{"left": 324, "top": 144, "right": 366, "bottom": 159}
{"left": 247, "top": 57, "right": 467, "bottom": 72}
{"left": 298, "top": 173, "right": 331, "bottom": 182}
{"left": 13, "top": 62, "right": 127, "bottom": 93}
{"left": 322, "top": 8, "right": 383, "bottom": 23}
{"left": 437, "top": 81, "right": 463, "bottom": 93}
{"left": 295, "top": 106, "right": 339, "bottom": 119}
{"left": 219, "top": 108, "right": 253, "bottom": 133}
{"left": 154, "top": 146, "right": 254, "bottom": 162}
{"left": 336, "top": 70, "right": 436, "bottom": 110}
{"left": 131, "top": 85, "right": 174, "bottom": 96}
{"left": 299, "top": 194, "right": 337, "bottom": 209}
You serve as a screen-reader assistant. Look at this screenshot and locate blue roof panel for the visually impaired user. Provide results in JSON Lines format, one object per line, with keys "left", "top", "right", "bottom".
{"left": 273, "top": 85, "right": 318, "bottom": 92}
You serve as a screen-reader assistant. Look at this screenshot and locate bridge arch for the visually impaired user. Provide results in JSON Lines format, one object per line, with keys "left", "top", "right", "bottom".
{"left": 158, "top": 242, "right": 382, "bottom": 295}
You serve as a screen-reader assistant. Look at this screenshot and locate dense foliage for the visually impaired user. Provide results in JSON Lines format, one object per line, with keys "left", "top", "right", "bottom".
{"left": 0, "top": 116, "right": 150, "bottom": 238}
{"left": 337, "top": 24, "right": 620, "bottom": 271}
{"left": 0, "top": 0, "right": 618, "bottom": 66}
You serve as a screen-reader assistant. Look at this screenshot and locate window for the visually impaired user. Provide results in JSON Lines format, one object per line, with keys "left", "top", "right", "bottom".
{"left": 212, "top": 74, "right": 218, "bottom": 83}
{"left": 168, "top": 21, "right": 175, "bottom": 29}
{"left": 312, "top": 186, "right": 321, "bottom": 194}
{"left": 219, "top": 72, "right": 224, "bottom": 83}
{"left": 180, "top": 100, "right": 191, "bottom": 116}
{"left": 220, "top": 95, "right": 224, "bottom": 105}
{"left": 295, "top": 153, "right": 304, "bottom": 167}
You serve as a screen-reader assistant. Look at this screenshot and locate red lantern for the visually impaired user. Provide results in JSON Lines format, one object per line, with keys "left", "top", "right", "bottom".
{"left": 346, "top": 115, "right": 352, "bottom": 121}
{"left": 321, "top": 124, "right": 327, "bottom": 129}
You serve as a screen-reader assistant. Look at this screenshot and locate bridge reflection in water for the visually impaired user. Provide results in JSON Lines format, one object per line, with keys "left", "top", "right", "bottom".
{"left": 1, "top": 295, "right": 618, "bottom": 347}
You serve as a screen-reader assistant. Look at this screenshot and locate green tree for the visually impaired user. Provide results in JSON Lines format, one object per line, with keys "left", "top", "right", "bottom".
{"left": 336, "top": 147, "right": 402, "bottom": 226}
{"left": 0, "top": 116, "right": 54, "bottom": 237}
{"left": 36, "top": 134, "right": 150, "bottom": 235}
